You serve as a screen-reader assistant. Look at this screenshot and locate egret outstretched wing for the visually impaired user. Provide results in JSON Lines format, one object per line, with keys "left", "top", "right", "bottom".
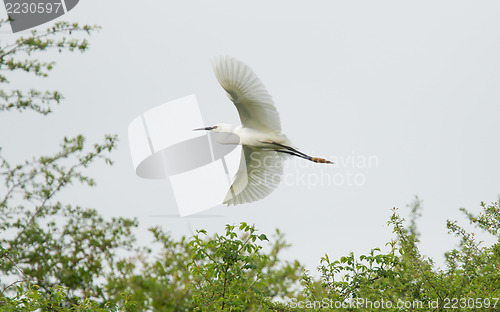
{"left": 211, "top": 55, "right": 282, "bottom": 132}
{"left": 223, "top": 146, "right": 285, "bottom": 205}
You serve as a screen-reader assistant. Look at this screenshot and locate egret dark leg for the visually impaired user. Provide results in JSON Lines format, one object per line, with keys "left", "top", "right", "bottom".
{"left": 274, "top": 148, "right": 333, "bottom": 164}
{"left": 275, "top": 149, "right": 311, "bottom": 161}
{"left": 269, "top": 142, "right": 309, "bottom": 158}
{"left": 269, "top": 142, "right": 333, "bottom": 164}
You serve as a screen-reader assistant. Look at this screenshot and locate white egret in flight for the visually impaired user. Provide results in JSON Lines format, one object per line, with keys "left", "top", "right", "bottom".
{"left": 195, "top": 55, "right": 332, "bottom": 205}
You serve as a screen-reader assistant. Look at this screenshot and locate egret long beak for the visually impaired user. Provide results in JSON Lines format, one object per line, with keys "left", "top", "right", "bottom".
{"left": 193, "top": 126, "right": 214, "bottom": 131}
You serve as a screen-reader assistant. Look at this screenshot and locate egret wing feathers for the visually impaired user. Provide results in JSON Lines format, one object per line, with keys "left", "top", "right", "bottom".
{"left": 211, "top": 55, "right": 282, "bottom": 132}
{"left": 223, "top": 146, "right": 285, "bottom": 205}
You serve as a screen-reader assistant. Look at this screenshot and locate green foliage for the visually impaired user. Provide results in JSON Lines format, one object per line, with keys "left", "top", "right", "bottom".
{"left": 104, "top": 227, "right": 194, "bottom": 311}
{"left": 0, "top": 20, "right": 100, "bottom": 115}
{"left": 297, "top": 199, "right": 500, "bottom": 311}
{"left": 186, "top": 223, "right": 301, "bottom": 311}
{"left": 0, "top": 283, "right": 136, "bottom": 312}
{"left": 0, "top": 130, "right": 139, "bottom": 301}
{"left": 187, "top": 223, "right": 270, "bottom": 311}
{"left": 0, "top": 18, "right": 137, "bottom": 311}
{"left": 102, "top": 224, "right": 302, "bottom": 312}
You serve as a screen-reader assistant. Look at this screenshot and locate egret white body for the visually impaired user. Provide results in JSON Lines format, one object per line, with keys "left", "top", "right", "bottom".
{"left": 196, "top": 56, "right": 332, "bottom": 206}
{"left": 233, "top": 126, "right": 289, "bottom": 148}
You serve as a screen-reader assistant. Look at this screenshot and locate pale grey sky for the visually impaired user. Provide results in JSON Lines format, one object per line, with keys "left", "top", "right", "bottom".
{"left": 1, "top": 0, "right": 499, "bottom": 271}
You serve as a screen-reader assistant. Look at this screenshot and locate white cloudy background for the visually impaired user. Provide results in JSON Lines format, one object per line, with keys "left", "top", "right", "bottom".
{"left": 1, "top": 1, "right": 499, "bottom": 271}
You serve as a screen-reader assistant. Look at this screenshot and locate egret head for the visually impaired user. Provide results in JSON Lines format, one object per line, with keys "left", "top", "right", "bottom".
{"left": 193, "top": 123, "right": 233, "bottom": 133}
